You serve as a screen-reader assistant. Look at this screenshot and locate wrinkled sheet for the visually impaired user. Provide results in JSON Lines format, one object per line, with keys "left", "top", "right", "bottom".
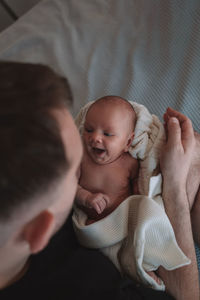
{"left": 0, "top": 0, "right": 199, "bottom": 132}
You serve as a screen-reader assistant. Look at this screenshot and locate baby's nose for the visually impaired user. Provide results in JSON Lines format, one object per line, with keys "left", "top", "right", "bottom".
{"left": 91, "top": 132, "right": 102, "bottom": 143}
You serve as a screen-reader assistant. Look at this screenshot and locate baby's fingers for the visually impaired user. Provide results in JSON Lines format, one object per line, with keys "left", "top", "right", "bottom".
{"left": 103, "top": 195, "right": 110, "bottom": 206}
{"left": 93, "top": 201, "right": 104, "bottom": 214}
{"left": 94, "top": 196, "right": 110, "bottom": 214}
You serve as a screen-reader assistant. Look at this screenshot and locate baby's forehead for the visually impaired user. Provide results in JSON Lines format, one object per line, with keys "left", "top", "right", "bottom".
{"left": 87, "top": 99, "right": 136, "bottom": 121}
{"left": 89, "top": 98, "right": 134, "bottom": 114}
{"left": 85, "top": 100, "right": 136, "bottom": 131}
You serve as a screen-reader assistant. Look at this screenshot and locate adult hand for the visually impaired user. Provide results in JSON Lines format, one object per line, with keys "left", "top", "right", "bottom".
{"left": 160, "top": 107, "right": 195, "bottom": 188}
{"left": 158, "top": 108, "right": 199, "bottom": 300}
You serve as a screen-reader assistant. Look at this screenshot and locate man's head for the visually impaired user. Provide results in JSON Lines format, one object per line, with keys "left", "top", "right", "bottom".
{"left": 0, "top": 62, "right": 82, "bottom": 258}
{"left": 83, "top": 95, "right": 136, "bottom": 164}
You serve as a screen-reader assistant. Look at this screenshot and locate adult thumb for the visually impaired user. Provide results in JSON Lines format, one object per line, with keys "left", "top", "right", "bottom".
{"left": 167, "top": 117, "right": 181, "bottom": 146}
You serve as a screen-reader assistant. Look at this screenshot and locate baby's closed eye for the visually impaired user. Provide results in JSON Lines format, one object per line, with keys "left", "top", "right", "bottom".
{"left": 85, "top": 128, "right": 93, "bottom": 133}
{"left": 104, "top": 132, "right": 113, "bottom": 137}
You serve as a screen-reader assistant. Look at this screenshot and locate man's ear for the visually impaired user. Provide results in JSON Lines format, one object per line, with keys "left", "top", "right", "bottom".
{"left": 124, "top": 132, "right": 134, "bottom": 152}
{"left": 23, "top": 211, "right": 54, "bottom": 254}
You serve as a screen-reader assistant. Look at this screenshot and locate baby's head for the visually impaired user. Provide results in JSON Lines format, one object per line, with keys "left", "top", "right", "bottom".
{"left": 83, "top": 96, "right": 136, "bottom": 164}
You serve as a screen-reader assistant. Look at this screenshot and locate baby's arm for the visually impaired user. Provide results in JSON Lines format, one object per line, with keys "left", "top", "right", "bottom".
{"left": 76, "top": 185, "right": 110, "bottom": 215}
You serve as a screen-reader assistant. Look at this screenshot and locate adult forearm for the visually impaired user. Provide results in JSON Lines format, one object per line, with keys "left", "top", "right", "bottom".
{"left": 159, "top": 184, "right": 199, "bottom": 300}
{"left": 191, "top": 187, "right": 200, "bottom": 246}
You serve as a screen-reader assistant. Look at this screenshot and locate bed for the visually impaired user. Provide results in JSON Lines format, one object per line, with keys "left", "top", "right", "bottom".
{"left": 0, "top": 0, "right": 199, "bottom": 272}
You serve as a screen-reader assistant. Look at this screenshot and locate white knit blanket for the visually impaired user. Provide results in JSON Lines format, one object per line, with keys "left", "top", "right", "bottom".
{"left": 72, "top": 101, "right": 190, "bottom": 290}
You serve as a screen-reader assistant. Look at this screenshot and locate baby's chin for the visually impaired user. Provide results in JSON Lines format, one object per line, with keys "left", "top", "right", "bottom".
{"left": 89, "top": 152, "right": 118, "bottom": 165}
{"left": 90, "top": 154, "right": 109, "bottom": 165}
{"left": 86, "top": 146, "right": 120, "bottom": 164}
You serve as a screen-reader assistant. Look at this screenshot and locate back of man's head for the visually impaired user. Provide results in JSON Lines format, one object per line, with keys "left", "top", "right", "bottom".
{"left": 0, "top": 62, "right": 72, "bottom": 244}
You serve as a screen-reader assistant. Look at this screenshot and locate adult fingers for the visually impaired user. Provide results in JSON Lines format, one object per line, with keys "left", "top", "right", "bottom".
{"left": 180, "top": 117, "right": 195, "bottom": 152}
{"left": 165, "top": 107, "right": 194, "bottom": 151}
{"left": 163, "top": 112, "right": 169, "bottom": 124}
{"left": 166, "top": 107, "right": 187, "bottom": 124}
{"left": 166, "top": 117, "right": 181, "bottom": 147}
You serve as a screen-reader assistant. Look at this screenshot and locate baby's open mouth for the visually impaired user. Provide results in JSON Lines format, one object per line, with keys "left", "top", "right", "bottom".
{"left": 92, "top": 147, "right": 106, "bottom": 155}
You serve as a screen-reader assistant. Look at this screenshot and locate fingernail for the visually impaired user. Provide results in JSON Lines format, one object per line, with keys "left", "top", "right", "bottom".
{"left": 170, "top": 117, "right": 178, "bottom": 123}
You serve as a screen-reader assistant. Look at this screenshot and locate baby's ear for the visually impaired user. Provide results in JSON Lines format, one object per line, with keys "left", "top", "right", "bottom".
{"left": 124, "top": 132, "right": 134, "bottom": 152}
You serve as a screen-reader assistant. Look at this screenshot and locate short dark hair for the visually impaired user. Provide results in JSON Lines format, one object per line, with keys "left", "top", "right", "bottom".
{"left": 0, "top": 62, "right": 72, "bottom": 221}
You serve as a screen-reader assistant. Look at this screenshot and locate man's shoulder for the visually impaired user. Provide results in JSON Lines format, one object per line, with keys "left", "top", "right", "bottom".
{"left": 0, "top": 217, "right": 174, "bottom": 300}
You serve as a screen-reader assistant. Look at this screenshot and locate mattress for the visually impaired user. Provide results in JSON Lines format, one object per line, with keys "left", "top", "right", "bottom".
{"left": 0, "top": 0, "right": 199, "bottom": 131}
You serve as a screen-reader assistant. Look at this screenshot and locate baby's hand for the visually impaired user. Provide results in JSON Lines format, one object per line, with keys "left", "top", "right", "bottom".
{"left": 85, "top": 193, "right": 110, "bottom": 214}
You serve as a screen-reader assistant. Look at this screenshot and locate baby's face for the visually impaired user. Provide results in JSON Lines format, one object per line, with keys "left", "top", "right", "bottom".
{"left": 83, "top": 103, "right": 134, "bottom": 165}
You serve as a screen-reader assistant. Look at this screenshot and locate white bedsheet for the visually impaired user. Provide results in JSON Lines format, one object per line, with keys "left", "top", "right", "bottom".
{"left": 0, "top": 0, "right": 199, "bottom": 132}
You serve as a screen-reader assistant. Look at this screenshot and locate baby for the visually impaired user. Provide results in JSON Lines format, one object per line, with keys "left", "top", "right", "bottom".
{"left": 76, "top": 96, "right": 139, "bottom": 223}
{"left": 74, "top": 97, "right": 200, "bottom": 288}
